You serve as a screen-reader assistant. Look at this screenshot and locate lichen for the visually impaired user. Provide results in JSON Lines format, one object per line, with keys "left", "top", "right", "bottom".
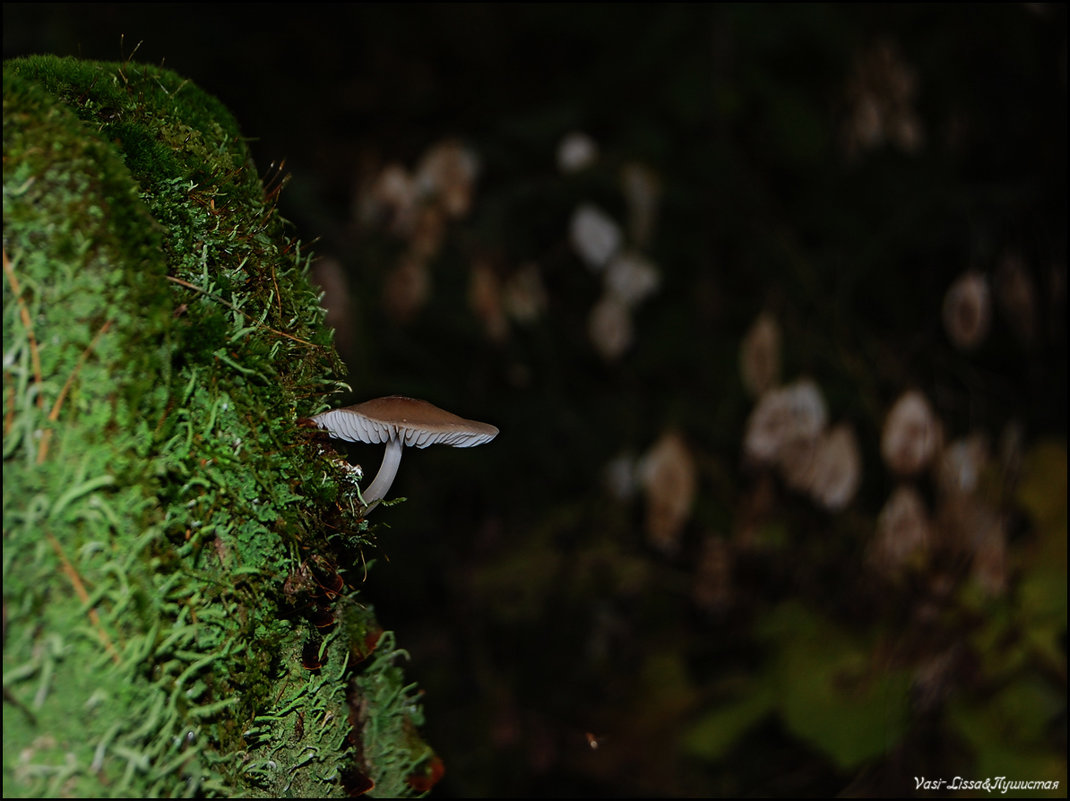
{"left": 3, "top": 54, "right": 438, "bottom": 797}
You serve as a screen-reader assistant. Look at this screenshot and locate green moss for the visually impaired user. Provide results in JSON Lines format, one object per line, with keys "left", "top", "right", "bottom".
{"left": 4, "top": 55, "right": 437, "bottom": 797}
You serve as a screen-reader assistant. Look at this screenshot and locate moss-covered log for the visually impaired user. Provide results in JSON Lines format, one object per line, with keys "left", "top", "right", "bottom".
{"left": 3, "top": 55, "right": 439, "bottom": 797}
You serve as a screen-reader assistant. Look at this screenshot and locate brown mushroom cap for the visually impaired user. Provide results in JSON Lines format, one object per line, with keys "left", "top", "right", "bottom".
{"left": 311, "top": 395, "right": 499, "bottom": 448}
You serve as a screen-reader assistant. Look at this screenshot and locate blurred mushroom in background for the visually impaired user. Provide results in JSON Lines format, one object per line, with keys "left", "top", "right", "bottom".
{"left": 414, "top": 138, "right": 480, "bottom": 219}
{"left": 620, "top": 161, "right": 662, "bottom": 250}
{"left": 942, "top": 270, "right": 991, "bottom": 350}
{"left": 806, "top": 423, "right": 863, "bottom": 511}
{"left": 356, "top": 161, "right": 418, "bottom": 235}
{"left": 557, "top": 131, "right": 599, "bottom": 173}
{"left": 935, "top": 433, "right": 989, "bottom": 497}
{"left": 881, "top": 390, "right": 942, "bottom": 476}
{"left": 637, "top": 430, "right": 697, "bottom": 555}
{"left": 743, "top": 378, "right": 828, "bottom": 468}
{"left": 869, "top": 484, "right": 932, "bottom": 574}
{"left": 468, "top": 257, "right": 509, "bottom": 343}
{"left": 842, "top": 39, "right": 924, "bottom": 159}
{"left": 383, "top": 251, "right": 432, "bottom": 324}
{"left": 995, "top": 250, "right": 1038, "bottom": 346}
{"left": 604, "top": 251, "right": 661, "bottom": 308}
{"left": 502, "top": 262, "right": 548, "bottom": 325}
{"left": 588, "top": 294, "right": 634, "bottom": 361}
{"left": 740, "top": 311, "right": 782, "bottom": 398}
{"left": 603, "top": 453, "right": 639, "bottom": 501}
{"left": 570, "top": 203, "right": 622, "bottom": 270}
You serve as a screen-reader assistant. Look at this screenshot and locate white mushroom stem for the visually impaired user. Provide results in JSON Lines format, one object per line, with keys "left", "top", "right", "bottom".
{"left": 362, "top": 435, "right": 404, "bottom": 508}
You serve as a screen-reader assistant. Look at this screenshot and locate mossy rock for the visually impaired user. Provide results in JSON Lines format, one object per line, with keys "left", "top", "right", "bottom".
{"left": 3, "top": 55, "right": 439, "bottom": 797}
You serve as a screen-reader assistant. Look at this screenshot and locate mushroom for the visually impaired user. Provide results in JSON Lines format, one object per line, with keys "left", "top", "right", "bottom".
{"left": 307, "top": 396, "right": 499, "bottom": 511}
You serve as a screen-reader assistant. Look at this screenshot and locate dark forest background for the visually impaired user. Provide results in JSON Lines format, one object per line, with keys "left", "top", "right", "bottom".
{"left": 5, "top": 4, "right": 1066, "bottom": 797}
